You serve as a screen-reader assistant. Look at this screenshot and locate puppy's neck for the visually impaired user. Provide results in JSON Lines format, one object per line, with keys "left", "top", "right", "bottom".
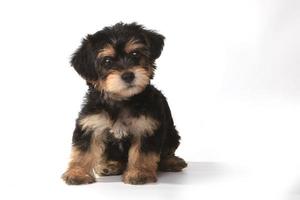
{"left": 100, "top": 90, "right": 130, "bottom": 104}
{"left": 88, "top": 85, "right": 148, "bottom": 107}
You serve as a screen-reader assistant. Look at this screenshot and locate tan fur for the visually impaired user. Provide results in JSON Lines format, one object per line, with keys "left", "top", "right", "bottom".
{"left": 126, "top": 114, "right": 158, "bottom": 136}
{"left": 62, "top": 166, "right": 95, "bottom": 184}
{"left": 62, "top": 133, "right": 106, "bottom": 184}
{"left": 79, "top": 111, "right": 159, "bottom": 139}
{"left": 124, "top": 39, "right": 145, "bottom": 53}
{"left": 159, "top": 156, "right": 187, "bottom": 172}
{"left": 123, "top": 138, "right": 160, "bottom": 184}
{"left": 97, "top": 44, "right": 115, "bottom": 58}
{"left": 79, "top": 113, "right": 111, "bottom": 133}
{"left": 102, "top": 71, "right": 124, "bottom": 94}
{"left": 68, "top": 147, "right": 96, "bottom": 173}
{"left": 94, "top": 160, "right": 126, "bottom": 176}
{"left": 98, "top": 66, "right": 151, "bottom": 98}
{"left": 111, "top": 113, "right": 159, "bottom": 138}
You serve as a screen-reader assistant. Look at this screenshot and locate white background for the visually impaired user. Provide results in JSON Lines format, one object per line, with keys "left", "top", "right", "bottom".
{"left": 0, "top": 0, "right": 300, "bottom": 200}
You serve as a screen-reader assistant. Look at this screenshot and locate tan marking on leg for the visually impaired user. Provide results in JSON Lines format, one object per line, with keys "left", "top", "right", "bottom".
{"left": 62, "top": 134, "right": 106, "bottom": 185}
{"left": 123, "top": 138, "right": 160, "bottom": 184}
{"left": 62, "top": 147, "right": 96, "bottom": 185}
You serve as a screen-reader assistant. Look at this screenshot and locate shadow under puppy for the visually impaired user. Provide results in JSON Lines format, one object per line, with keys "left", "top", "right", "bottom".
{"left": 62, "top": 23, "right": 187, "bottom": 185}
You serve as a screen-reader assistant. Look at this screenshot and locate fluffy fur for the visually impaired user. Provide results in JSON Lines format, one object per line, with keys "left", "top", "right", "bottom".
{"left": 62, "top": 22, "right": 187, "bottom": 185}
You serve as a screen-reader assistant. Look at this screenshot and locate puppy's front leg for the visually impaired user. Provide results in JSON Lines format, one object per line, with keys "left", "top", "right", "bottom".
{"left": 123, "top": 136, "right": 160, "bottom": 185}
{"left": 62, "top": 122, "right": 106, "bottom": 185}
{"left": 62, "top": 146, "right": 96, "bottom": 185}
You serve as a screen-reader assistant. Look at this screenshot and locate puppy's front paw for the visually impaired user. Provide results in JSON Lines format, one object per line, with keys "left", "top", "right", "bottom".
{"left": 123, "top": 170, "right": 157, "bottom": 185}
{"left": 62, "top": 167, "right": 95, "bottom": 185}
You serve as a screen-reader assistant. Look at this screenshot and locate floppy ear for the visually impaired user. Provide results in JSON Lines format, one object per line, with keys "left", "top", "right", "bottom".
{"left": 143, "top": 30, "right": 165, "bottom": 60}
{"left": 70, "top": 35, "right": 98, "bottom": 81}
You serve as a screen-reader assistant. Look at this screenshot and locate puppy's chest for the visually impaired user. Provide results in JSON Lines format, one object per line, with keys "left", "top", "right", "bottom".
{"left": 109, "top": 113, "right": 137, "bottom": 139}
{"left": 80, "top": 110, "right": 159, "bottom": 139}
{"left": 111, "top": 111, "right": 159, "bottom": 138}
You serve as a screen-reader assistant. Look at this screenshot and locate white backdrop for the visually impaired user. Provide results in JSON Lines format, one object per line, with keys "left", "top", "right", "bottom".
{"left": 0, "top": 0, "right": 300, "bottom": 200}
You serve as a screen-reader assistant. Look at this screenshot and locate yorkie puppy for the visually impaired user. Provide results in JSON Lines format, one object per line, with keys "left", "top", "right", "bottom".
{"left": 62, "top": 23, "right": 187, "bottom": 185}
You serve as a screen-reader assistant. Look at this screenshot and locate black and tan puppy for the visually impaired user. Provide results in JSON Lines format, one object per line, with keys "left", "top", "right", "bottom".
{"left": 62, "top": 23, "right": 187, "bottom": 185}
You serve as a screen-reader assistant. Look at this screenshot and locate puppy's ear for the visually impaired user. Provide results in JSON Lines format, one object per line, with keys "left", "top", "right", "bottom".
{"left": 71, "top": 35, "right": 98, "bottom": 81}
{"left": 143, "top": 30, "right": 165, "bottom": 60}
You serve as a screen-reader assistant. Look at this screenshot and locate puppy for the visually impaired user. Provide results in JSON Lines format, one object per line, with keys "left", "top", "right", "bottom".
{"left": 62, "top": 23, "right": 187, "bottom": 185}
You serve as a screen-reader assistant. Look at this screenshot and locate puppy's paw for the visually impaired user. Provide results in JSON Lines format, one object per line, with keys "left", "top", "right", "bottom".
{"left": 94, "top": 161, "right": 125, "bottom": 176}
{"left": 123, "top": 170, "right": 157, "bottom": 185}
{"left": 159, "top": 156, "right": 187, "bottom": 172}
{"left": 62, "top": 167, "right": 95, "bottom": 185}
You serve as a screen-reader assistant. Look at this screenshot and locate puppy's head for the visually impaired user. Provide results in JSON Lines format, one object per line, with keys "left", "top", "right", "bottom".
{"left": 71, "top": 22, "right": 164, "bottom": 99}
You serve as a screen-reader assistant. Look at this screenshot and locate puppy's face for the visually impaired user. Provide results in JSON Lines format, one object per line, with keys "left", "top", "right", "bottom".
{"left": 71, "top": 23, "right": 164, "bottom": 99}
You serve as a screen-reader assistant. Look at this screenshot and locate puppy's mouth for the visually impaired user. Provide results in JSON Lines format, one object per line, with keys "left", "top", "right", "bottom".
{"left": 125, "top": 83, "right": 137, "bottom": 89}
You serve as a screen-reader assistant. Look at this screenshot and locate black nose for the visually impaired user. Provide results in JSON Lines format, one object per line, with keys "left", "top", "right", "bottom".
{"left": 121, "top": 72, "right": 135, "bottom": 83}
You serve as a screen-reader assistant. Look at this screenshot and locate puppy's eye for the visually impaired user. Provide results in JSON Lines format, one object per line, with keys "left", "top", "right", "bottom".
{"left": 130, "top": 51, "right": 140, "bottom": 58}
{"left": 102, "top": 57, "right": 113, "bottom": 66}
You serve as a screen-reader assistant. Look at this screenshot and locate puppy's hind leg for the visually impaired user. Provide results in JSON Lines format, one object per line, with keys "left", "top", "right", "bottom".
{"left": 158, "top": 127, "right": 187, "bottom": 172}
{"left": 159, "top": 96, "right": 187, "bottom": 172}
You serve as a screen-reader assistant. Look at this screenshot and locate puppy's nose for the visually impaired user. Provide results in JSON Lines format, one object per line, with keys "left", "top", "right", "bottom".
{"left": 121, "top": 72, "right": 135, "bottom": 83}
